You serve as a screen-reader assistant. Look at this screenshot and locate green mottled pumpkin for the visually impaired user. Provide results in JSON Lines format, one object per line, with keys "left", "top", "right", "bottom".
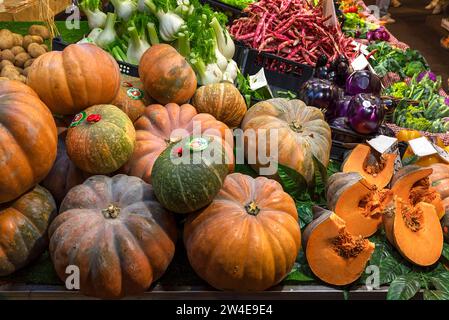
{"left": 66, "top": 104, "right": 136, "bottom": 174}
{"left": 0, "top": 185, "right": 56, "bottom": 276}
{"left": 151, "top": 136, "right": 229, "bottom": 214}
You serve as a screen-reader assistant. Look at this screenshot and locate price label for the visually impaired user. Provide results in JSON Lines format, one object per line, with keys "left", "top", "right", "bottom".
{"left": 367, "top": 135, "right": 402, "bottom": 172}
{"left": 433, "top": 144, "right": 449, "bottom": 163}
{"left": 409, "top": 137, "right": 438, "bottom": 157}
{"left": 351, "top": 54, "right": 370, "bottom": 71}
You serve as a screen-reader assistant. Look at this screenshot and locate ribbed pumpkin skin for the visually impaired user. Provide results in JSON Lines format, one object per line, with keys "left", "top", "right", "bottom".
{"left": 241, "top": 98, "right": 331, "bottom": 182}
{"left": 123, "top": 103, "right": 234, "bottom": 183}
{"left": 429, "top": 163, "right": 449, "bottom": 212}
{"left": 192, "top": 83, "right": 247, "bottom": 128}
{"left": 184, "top": 173, "right": 301, "bottom": 291}
{"left": 139, "top": 44, "right": 197, "bottom": 105}
{"left": 111, "top": 80, "right": 150, "bottom": 123}
{"left": 27, "top": 43, "right": 120, "bottom": 115}
{"left": 42, "top": 130, "right": 91, "bottom": 205}
{"left": 66, "top": 105, "right": 136, "bottom": 174}
{"left": 0, "top": 80, "right": 57, "bottom": 203}
{"left": 151, "top": 138, "right": 229, "bottom": 214}
{"left": 0, "top": 185, "right": 56, "bottom": 276}
{"left": 50, "top": 174, "right": 177, "bottom": 299}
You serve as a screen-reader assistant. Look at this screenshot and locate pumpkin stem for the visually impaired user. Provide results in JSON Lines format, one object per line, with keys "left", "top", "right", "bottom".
{"left": 102, "top": 204, "right": 121, "bottom": 219}
{"left": 245, "top": 201, "right": 260, "bottom": 216}
{"left": 290, "top": 121, "right": 302, "bottom": 132}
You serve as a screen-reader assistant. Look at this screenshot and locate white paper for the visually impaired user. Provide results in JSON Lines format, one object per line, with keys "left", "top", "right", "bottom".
{"left": 367, "top": 135, "right": 398, "bottom": 154}
{"left": 249, "top": 68, "right": 269, "bottom": 91}
{"left": 409, "top": 137, "right": 438, "bottom": 157}
{"left": 351, "top": 54, "right": 370, "bottom": 71}
{"left": 351, "top": 41, "right": 370, "bottom": 55}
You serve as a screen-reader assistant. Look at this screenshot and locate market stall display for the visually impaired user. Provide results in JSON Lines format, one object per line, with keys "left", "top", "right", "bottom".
{"left": 1, "top": 0, "right": 449, "bottom": 301}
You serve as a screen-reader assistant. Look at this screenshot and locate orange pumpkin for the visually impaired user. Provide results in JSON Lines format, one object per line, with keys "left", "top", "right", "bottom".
{"left": 0, "top": 80, "right": 57, "bottom": 203}
{"left": 241, "top": 98, "right": 331, "bottom": 182}
{"left": 184, "top": 173, "right": 301, "bottom": 291}
{"left": 123, "top": 103, "right": 234, "bottom": 183}
{"left": 429, "top": 163, "right": 449, "bottom": 216}
{"left": 27, "top": 43, "right": 120, "bottom": 115}
{"left": 139, "top": 44, "right": 197, "bottom": 105}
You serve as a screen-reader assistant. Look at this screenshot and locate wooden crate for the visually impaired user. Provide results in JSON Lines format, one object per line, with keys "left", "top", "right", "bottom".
{"left": 0, "top": 0, "right": 71, "bottom": 21}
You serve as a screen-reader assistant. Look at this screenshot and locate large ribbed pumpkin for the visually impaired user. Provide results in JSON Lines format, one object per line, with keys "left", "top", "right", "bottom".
{"left": 42, "top": 130, "right": 91, "bottom": 205}
{"left": 139, "top": 44, "right": 197, "bottom": 105}
{"left": 241, "top": 98, "right": 331, "bottom": 182}
{"left": 192, "top": 83, "right": 247, "bottom": 128}
{"left": 49, "top": 174, "right": 177, "bottom": 299}
{"left": 0, "top": 185, "right": 56, "bottom": 276}
{"left": 184, "top": 173, "right": 301, "bottom": 291}
{"left": 429, "top": 163, "right": 449, "bottom": 215}
{"left": 66, "top": 105, "right": 136, "bottom": 174}
{"left": 123, "top": 103, "right": 234, "bottom": 183}
{"left": 27, "top": 43, "right": 120, "bottom": 115}
{"left": 0, "top": 80, "right": 57, "bottom": 203}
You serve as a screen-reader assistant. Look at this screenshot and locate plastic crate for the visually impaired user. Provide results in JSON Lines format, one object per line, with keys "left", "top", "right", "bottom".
{"left": 199, "top": 0, "right": 245, "bottom": 23}
{"left": 239, "top": 48, "right": 314, "bottom": 99}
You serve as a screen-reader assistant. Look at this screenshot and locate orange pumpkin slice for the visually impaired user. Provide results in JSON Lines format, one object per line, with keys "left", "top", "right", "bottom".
{"left": 342, "top": 144, "right": 396, "bottom": 189}
{"left": 391, "top": 165, "right": 444, "bottom": 219}
{"left": 303, "top": 207, "right": 375, "bottom": 286}
{"left": 383, "top": 197, "right": 443, "bottom": 266}
{"left": 327, "top": 172, "right": 393, "bottom": 237}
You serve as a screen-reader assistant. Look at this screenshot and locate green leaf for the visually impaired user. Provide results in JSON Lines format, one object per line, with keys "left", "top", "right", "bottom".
{"left": 423, "top": 290, "right": 449, "bottom": 300}
{"left": 234, "top": 163, "right": 258, "bottom": 178}
{"left": 387, "top": 274, "right": 421, "bottom": 300}
{"left": 310, "top": 156, "right": 328, "bottom": 198}
{"left": 296, "top": 199, "right": 313, "bottom": 228}
{"left": 442, "top": 242, "right": 449, "bottom": 261}
{"left": 285, "top": 263, "right": 315, "bottom": 282}
{"left": 430, "top": 272, "right": 449, "bottom": 293}
{"left": 277, "top": 164, "right": 308, "bottom": 202}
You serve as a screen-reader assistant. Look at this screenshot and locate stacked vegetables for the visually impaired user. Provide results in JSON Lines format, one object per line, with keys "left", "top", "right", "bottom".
{"left": 229, "top": 0, "right": 357, "bottom": 66}
{"left": 78, "top": 0, "right": 239, "bottom": 85}
{"left": 336, "top": 0, "right": 379, "bottom": 39}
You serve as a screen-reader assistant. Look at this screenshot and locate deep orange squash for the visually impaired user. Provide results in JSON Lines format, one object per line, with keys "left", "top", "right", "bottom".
{"left": 50, "top": 174, "right": 177, "bottom": 299}
{"left": 391, "top": 165, "right": 445, "bottom": 219}
{"left": 241, "top": 98, "right": 331, "bottom": 182}
{"left": 303, "top": 206, "right": 375, "bottom": 286}
{"left": 342, "top": 144, "right": 396, "bottom": 189}
{"left": 27, "top": 43, "right": 120, "bottom": 115}
{"left": 123, "top": 103, "right": 234, "bottom": 183}
{"left": 139, "top": 44, "right": 197, "bottom": 105}
{"left": 184, "top": 173, "right": 301, "bottom": 291}
{"left": 0, "top": 185, "right": 56, "bottom": 276}
{"left": 111, "top": 79, "right": 150, "bottom": 123}
{"left": 429, "top": 163, "right": 449, "bottom": 217}
{"left": 326, "top": 172, "right": 393, "bottom": 237}
{"left": 0, "top": 80, "right": 57, "bottom": 203}
{"left": 383, "top": 196, "right": 443, "bottom": 266}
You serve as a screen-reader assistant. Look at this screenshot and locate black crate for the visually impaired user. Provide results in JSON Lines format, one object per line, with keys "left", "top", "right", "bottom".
{"left": 199, "top": 0, "right": 245, "bottom": 23}
{"left": 239, "top": 48, "right": 314, "bottom": 99}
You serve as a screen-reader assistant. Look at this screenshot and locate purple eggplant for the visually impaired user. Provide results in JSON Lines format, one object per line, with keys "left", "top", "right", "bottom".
{"left": 345, "top": 70, "right": 382, "bottom": 96}
{"left": 329, "top": 117, "right": 351, "bottom": 130}
{"left": 299, "top": 78, "right": 341, "bottom": 109}
{"left": 347, "top": 94, "right": 385, "bottom": 134}
{"left": 334, "top": 95, "right": 353, "bottom": 118}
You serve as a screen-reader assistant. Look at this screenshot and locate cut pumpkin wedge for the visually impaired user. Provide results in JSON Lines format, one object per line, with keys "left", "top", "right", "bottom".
{"left": 383, "top": 197, "right": 443, "bottom": 266}
{"left": 391, "top": 165, "right": 445, "bottom": 219}
{"left": 303, "top": 207, "right": 375, "bottom": 286}
{"left": 342, "top": 144, "right": 396, "bottom": 189}
{"left": 327, "top": 172, "right": 393, "bottom": 237}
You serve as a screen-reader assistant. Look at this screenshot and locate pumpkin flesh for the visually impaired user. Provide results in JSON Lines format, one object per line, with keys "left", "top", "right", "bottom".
{"left": 342, "top": 144, "right": 396, "bottom": 189}
{"left": 184, "top": 173, "right": 301, "bottom": 291}
{"left": 303, "top": 207, "right": 375, "bottom": 286}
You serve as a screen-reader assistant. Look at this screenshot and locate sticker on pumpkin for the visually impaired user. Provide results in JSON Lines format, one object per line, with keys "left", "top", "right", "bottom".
{"left": 186, "top": 137, "right": 211, "bottom": 152}
{"left": 127, "top": 88, "right": 144, "bottom": 100}
{"left": 122, "top": 81, "right": 133, "bottom": 88}
{"left": 70, "top": 111, "right": 87, "bottom": 127}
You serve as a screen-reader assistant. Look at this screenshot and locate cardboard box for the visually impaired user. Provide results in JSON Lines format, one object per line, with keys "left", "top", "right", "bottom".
{"left": 0, "top": 0, "right": 71, "bottom": 21}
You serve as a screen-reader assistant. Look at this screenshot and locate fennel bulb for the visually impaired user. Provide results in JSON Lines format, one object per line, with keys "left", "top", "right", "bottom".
{"left": 212, "top": 33, "right": 228, "bottom": 72}
{"left": 222, "top": 59, "right": 238, "bottom": 84}
{"left": 127, "top": 26, "right": 151, "bottom": 65}
{"left": 211, "top": 16, "right": 235, "bottom": 60}
{"left": 145, "top": 0, "right": 185, "bottom": 42}
{"left": 87, "top": 27, "right": 103, "bottom": 43}
{"left": 193, "top": 58, "right": 223, "bottom": 85}
{"left": 96, "top": 12, "right": 118, "bottom": 48}
{"left": 79, "top": 0, "right": 107, "bottom": 29}
{"left": 110, "top": 0, "right": 137, "bottom": 21}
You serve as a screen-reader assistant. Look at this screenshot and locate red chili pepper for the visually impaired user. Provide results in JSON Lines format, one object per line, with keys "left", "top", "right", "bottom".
{"left": 86, "top": 114, "right": 102, "bottom": 123}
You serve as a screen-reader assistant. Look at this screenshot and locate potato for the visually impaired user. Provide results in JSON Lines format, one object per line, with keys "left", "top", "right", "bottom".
{"left": 15, "top": 66, "right": 23, "bottom": 74}
{"left": 0, "top": 49, "right": 15, "bottom": 63}
{"left": 22, "top": 66, "right": 31, "bottom": 77}
{"left": 1, "top": 65, "right": 19, "bottom": 79}
{"left": 23, "top": 58, "right": 35, "bottom": 68}
{"left": 28, "top": 25, "right": 50, "bottom": 40}
{"left": 18, "top": 75, "right": 27, "bottom": 83}
{"left": 0, "top": 29, "right": 14, "bottom": 50}
{"left": 12, "top": 33, "right": 23, "bottom": 47}
{"left": 40, "top": 44, "right": 49, "bottom": 52}
{"left": 11, "top": 46, "right": 25, "bottom": 56}
{"left": 0, "top": 60, "right": 13, "bottom": 70}
{"left": 0, "top": 77, "right": 9, "bottom": 81}
{"left": 14, "top": 52, "right": 31, "bottom": 68}
{"left": 28, "top": 42, "right": 46, "bottom": 58}
{"left": 22, "top": 35, "right": 43, "bottom": 50}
